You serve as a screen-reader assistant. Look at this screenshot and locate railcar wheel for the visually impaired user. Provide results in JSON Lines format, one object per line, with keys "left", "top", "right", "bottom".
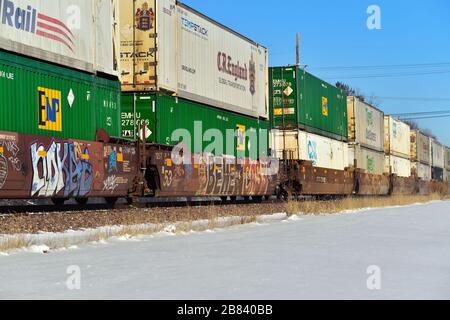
{"left": 51, "top": 198, "right": 67, "bottom": 206}
{"left": 75, "top": 198, "right": 88, "bottom": 205}
{"left": 105, "top": 197, "right": 118, "bottom": 205}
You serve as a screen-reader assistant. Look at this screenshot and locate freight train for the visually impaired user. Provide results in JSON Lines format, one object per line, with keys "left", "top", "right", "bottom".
{"left": 0, "top": 0, "right": 448, "bottom": 205}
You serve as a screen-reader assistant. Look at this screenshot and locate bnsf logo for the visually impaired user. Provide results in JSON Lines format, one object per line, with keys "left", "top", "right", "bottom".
{"left": 38, "top": 87, "right": 62, "bottom": 132}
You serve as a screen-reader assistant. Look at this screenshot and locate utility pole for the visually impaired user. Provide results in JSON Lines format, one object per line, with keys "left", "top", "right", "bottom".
{"left": 296, "top": 33, "right": 300, "bottom": 67}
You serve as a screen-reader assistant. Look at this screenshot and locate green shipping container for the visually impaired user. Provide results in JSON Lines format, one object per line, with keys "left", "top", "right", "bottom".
{"left": 121, "top": 93, "right": 270, "bottom": 160}
{"left": 0, "top": 50, "right": 121, "bottom": 141}
{"left": 269, "top": 66, "right": 348, "bottom": 142}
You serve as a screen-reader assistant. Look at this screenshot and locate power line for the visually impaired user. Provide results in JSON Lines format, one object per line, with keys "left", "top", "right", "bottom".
{"left": 310, "top": 62, "right": 450, "bottom": 71}
{"left": 391, "top": 110, "right": 450, "bottom": 117}
{"left": 400, "top": 114, "right": 450, "bottom": 121}
{"left": 325, "top": 69, "right": 450, "bottom": 80}
{"left": 376, "top": 97, "right": 450, "bottom": 101}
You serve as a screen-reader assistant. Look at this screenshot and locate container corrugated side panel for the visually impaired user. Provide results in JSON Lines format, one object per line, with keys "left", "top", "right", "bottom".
{"left": 269, "top": 67, "right": 298, "bottom": 129}
{"left": 348, "top": 96, "right": 384, "bottom": 152}
{"left": 94, "top": 77, "right": 122, "bottom": 138}
{"left": 384, "top": 116, "right": 411, "bottom": 159}
{"left": 118, "top": 0, "right": 158, "bottom": 91}
{"left": 0, "top": 50, "right": 118, "bottom": 141}
{"left": 174, "top": 4, "right": 268, "bottom": 119}
{"left": 349, "top": 145, "right": 385, "bottom": 175}
{"left": 155, "top": 94, "right": 269, "bottom": 160}
{"left": 297, "top": 130, "right": 348, "bottom": 171}
{"left": 445, "top": 147, "right": 450, "bottom": 170}
{"left": 297, "top": 70, "right": 348, "bottom": 142}
{"left": 385, "top": 155, "right": 411, "bottom": 177}
{"left": 94, "top": 0, "right": 118, "bottom": 76}
{"left": 0, "top": 0, "right": 95, "bottom": 74}
{"left": 410, "top": 130, "right": 431, "bottom": 165}
{"left": 411, "top": 162, "right": 432, "bottom": 181}
{"left": 431, "top": 141, "right": 445, "bottom": 169}
{"left": 271, "top": 130, "right": 299, "bottom": 160}
{"left": 156, "top": 0, "right": 178, "bottom": 93}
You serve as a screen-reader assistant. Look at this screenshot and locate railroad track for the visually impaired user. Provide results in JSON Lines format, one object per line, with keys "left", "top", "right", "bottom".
{"left": 0, "top": 197, "right": 281, "bottom": 215}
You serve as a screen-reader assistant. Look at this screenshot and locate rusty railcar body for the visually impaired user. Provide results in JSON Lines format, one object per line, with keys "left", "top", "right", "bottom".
{"left": 354, "top": 171, "right": 391, "bottom": 196}
{"left": 278, "top": 160, "right": 354, "bottom": 197}
{"left": 0, "top": 131, "right": 139, "bottom": 202}
{"left": 144, "top": 145, "right": 280, "bottom": 199}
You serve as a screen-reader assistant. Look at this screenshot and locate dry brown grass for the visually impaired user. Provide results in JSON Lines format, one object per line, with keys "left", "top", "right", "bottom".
{"left": 0, "top": 208, "right": 259, "bottom": 253}
{"left": 285, "top": 193, "right": 444, "bottom": 216}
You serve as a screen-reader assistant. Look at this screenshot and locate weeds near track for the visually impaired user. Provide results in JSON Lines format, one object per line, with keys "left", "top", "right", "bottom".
{"left": 285, "top": 193, "right": 445, "bottom": 217}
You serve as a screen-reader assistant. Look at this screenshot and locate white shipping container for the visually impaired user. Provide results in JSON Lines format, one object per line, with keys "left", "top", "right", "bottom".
{"left": 347, "top": 97, "right": 384, "bottom": 152}
{"left": 431, "top": 140, "right": 445, "bottom": 169}
{"left": 385, "top": 155, "right": 411, "bottom": 178}
{"left": 271, "top": 130, "right": 349, "bottom": 171}
{"left": 0, "top": 0, "right": 116, "bottom": 75}
{"left": 94, "top": 0, "right": 116, "bottom": 75}
{"left": 118, "top": 0, "right": 269, "bottom": 119}
{"left": 445, "top": 147, "right": 450, "bottom": 170}
{"left": 411, "top": 162, "right": 432, "bottom": 181}
{"left": 384, "top": 116, "right": 411, "bottom": 159}
{"left": 348, "top": 145, "right": 385, "bottom": 175}
{"left": 410, "top": 130, "right": 431, "bottom": 165}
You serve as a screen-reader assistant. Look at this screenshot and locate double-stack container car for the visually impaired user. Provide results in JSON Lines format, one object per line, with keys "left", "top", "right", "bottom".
{"left": 410, "top": 130, "right": 432, "bottom": 194}
{"left": 431, "top": 140, "right": 445, "bottom": 182}
{"left": 0, "top": 0, "right": 138, "bottom": 203}
{"left": 117, "top": 0, "right": 277, "bottom": 199}
{"left": 347, "top": 97, "right": 389, "bottom": 195}
{"left": 384, "top": 116, "right": 414, "bottom": 194}
{"left": 269, "top": 67, "right": 353, "bottom": 196}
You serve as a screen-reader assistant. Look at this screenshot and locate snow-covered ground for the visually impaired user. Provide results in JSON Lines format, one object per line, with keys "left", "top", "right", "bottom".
{"left": 1, "top": 201, "right": 450, "bottom": 300}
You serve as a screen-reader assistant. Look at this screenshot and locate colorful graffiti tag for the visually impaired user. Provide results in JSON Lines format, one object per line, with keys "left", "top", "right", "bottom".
{"left": 31, "top": 141, "right": 93, "bottom": 197}
{"left": 156, "top": 151, "right": 276, "bottom": 197}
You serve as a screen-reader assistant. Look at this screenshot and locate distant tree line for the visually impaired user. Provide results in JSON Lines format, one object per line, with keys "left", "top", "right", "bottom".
{"left": 336, "top": 82, "right": 437, "bottom": 140}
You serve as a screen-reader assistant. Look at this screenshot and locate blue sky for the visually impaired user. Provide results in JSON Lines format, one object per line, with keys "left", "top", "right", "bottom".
{"left": 182, "top": 0, "right": 450, "bottom": 145}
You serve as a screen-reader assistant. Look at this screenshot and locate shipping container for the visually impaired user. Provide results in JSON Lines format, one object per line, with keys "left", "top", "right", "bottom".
{"left": 269, "top": 67, "right": 348, "bottom": 141}
{"left": 348, "top": 145, "right": 385, "bottom": 175}
{"left": 0, "top": 0, "right": 117, "bottom": 75}
{"left": 117, "top": 0, "right": 268, "bottom": 119}
{"left": 0, "top": 49, "right": 121, "bottom": 141}
{"left": 121, "top": 93, "right": 270, "bottom": 160}
{"left": 385, "top": 155, "right": 411, "bottom": 178}
{"left": 384, "top": 116, "right": 411, "bottom": 159}
{"left": 445, "top": 146, "right": 450, "bottom": 170}
{"left": 410, "top": 130, "right": 431, "bottom": 165}
{"left": 431, "top": 140, "right": 445, "bottom": 169}
{"left": 347, "top": 96, "right": 384, "bottom": 152}
{"left": 411, "top": 162, "right": 432, "bottom": 181}
{"left": 432, "top": 167, "right": 444, "bottom": 182}
{"left": 271, "top": 130, "right": 349, "bottom": 171}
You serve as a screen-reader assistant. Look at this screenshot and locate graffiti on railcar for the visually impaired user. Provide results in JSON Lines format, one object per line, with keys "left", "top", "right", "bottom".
{"left": 103, "top": 175, "right": 119, "bottom": 192}
{"left": 0, "top": 133, "right": 22, "bottom": 189}
{"left": 0, "top": 139, "right": 22, "bottom": 172}
{"left": 156, "top": 150, "right": 274, "bottom": 197}
{"left": 102, "top": 145, "right": 135, "bottom": 193}
{"left": 30, "top": 141, "right": 94, "bottom": 197}
{"left": 0, "top": 155, "right": 7, "bottom": 189}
